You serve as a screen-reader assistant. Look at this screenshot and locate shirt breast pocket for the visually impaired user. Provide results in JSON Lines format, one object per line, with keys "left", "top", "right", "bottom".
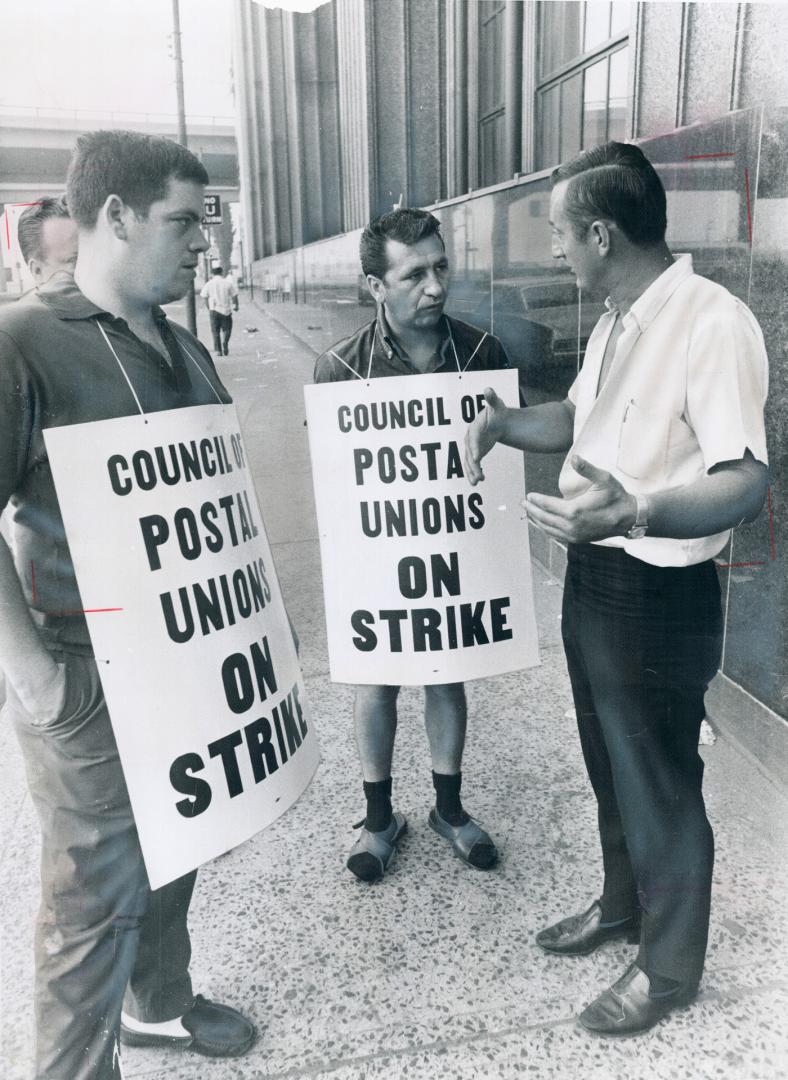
{"left": 616, "top": 399, "right": 671, "bottom": 480}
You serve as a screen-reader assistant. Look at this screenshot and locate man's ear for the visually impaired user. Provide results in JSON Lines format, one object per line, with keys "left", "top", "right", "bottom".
{"left": 28, "top": 259, "right": 44, "bottom": 284}
{"left": 102, "top": 194, "right": 132, "bottom": 240}
{"left": 590, "top": 219, "right": 612, "bottom": 257}
{"left": 366, "top": 273, "right": 385, "bottom": 305}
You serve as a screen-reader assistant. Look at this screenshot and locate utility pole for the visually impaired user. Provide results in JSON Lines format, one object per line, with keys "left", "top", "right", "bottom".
{"left": 171, "top": 0, "right": 197, "bottom": 334}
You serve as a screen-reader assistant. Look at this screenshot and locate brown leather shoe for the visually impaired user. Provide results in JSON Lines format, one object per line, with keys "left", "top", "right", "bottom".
{"left": 536, "top": 900, "right": 639, "bottom": 955}
{"left": 579, "top": 963, "right": 697, "bottom": 1037}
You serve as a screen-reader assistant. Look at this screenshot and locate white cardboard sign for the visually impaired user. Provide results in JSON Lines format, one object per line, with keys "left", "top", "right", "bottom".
{"left": 304, "top": 369, "right": 540, "bottom": 685}
{"left": 44, "top": 403, "right": 319, "bottom": 889}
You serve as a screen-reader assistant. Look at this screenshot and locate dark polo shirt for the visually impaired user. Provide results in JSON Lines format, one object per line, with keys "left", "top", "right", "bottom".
{"left": 314, "top": 311, "right": 510, "bottom": 383}
{"left": 0, "top": 275, "right": 231, "bottom": 653}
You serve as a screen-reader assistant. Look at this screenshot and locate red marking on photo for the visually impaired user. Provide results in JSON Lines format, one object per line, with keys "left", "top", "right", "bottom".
{"left": 683, "top": 152, "right": 735, "bottom": 160}
{"left": 716, "top": 561, "right": 765, "bottom": 569}
{"left": 4, "top": 201, "right": 47, "bottom": 251}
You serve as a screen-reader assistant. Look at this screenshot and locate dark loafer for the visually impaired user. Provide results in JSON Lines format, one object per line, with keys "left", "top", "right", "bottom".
{"left": 428, "top": 807, "right": 498, "bottom": 869}
{"left": 536, "top": 900, "right": 640, "bottom": 956}
{"left": 579, "top": 963, "right": 697, "bottom": 1037}
{"left": 121, "top": 995, "right": 256, "bottom": 1057}
{"left": 346, "top": 812, "right": 408, "bottom": 881}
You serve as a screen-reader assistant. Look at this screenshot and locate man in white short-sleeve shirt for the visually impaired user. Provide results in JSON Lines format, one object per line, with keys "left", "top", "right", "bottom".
{"left": 200, "top": 265, "right": 238, "bottom": 356}
{"left": 464, "top": 141, "right": 768, "bottom": 1037}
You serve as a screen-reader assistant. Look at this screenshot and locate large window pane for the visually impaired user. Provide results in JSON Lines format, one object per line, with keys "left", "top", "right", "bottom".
{"left": 538, "top": 86, "right": 560, "bottom": 168}
{"left": 479, "top": 5, "right": 506, "bottom": 114}
{"left": 560, "top": 72, "right": 583, "bottom": 162}
{"left": 609, "top": 1, "right": 631, "bottom": 36}
{"left": 480, "top": 111, "right": 507, "bottom": 187}
{"left": 582, "top": 58, "right": 608, "bottom": 147}
{"left": 583, "top": 2, "right": 612, "bottom": 52}
{"left": 608, "top": 46, "right": 629, "bottom": 141}
{"left": 539, "top": 1, "right": 583, "bottom": 79}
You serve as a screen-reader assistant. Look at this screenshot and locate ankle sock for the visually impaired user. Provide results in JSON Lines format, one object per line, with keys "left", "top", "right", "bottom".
{"left": 363, "top": 777, "right": 393, "bottom": 832}
{"left": 432, "top": 771, "right": 470, "bottom": 827}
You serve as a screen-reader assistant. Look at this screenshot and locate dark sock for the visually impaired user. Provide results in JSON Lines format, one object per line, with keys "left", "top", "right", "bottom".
{"left": 363, "top": 777, "right": 393, "bottom": 832}
{"left": 432, "top": 771, "right": 470, "bottom": 827}
{"left": 647, "top": 972, "right": 682, "bottom": 998}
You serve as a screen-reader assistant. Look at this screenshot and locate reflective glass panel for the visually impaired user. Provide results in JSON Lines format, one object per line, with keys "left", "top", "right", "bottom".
{"left": 582, "top": 58, "right": 608, "bottom": 147}
{"left": 607, "top": 46, "right": 629, "bottom": 141}
{"left": 560, "top": 72, "right": 583, "bottom": 162}
{"left": 539, "top": 1, "right": 583, "bottom": 79}
{"left": 583, "top": 2, "right": 612, "bottom": 52}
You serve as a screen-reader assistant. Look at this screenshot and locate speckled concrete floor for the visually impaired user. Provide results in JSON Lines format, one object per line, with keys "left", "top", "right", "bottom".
{"left": 1, "top": 299, "right": 787, "bottom": 1080}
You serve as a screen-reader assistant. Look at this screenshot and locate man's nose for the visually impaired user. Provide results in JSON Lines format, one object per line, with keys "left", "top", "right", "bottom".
{"left": 190, "top": 226, "right": 210, "bottom": 252}
{"left": 423, "top": 272, "right": 446, "bottom": 298}
{"left": 551, "top": 237, "right": 565, "bottom": 261}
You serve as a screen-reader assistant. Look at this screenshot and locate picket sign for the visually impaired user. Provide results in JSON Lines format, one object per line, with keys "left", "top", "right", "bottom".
{"left": 45, "top": 403, "right": 319, "bottom": 889}
{"left": 304, "top": 368, "right": 540, "bottom": 686}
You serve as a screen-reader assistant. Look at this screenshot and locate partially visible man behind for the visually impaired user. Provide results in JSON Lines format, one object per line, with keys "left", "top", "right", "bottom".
{"left": 465, "top": 141, "right": 768, "bottom": 1036}
{"left": 200, "top": 264, "right": 238, "bottom": 356}
{"left": 0, "top": 130, "right": 255, "bottom": 1078}
{"left": 17, "top": 195, "right": 78, "bottom": 286}
{"left": 315, "top": 207, "right": 509, "bottom": 882}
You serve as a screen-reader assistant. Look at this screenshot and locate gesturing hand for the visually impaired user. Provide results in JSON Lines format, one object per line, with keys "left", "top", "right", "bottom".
{"left": 464, "top": 387, "right": 508, "bottom": 486}
{"left": 525, "top": 455, "right": 637, "bottom": 543}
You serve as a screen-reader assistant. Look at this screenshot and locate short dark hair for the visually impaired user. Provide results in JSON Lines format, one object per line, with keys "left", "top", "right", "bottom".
{"left": 360, "top": 208, "right": 443, "bottom": 279}
{"left": 551, "top": 141, "right": 667, "bottom": 246}
{"left": 17, "top": 195, "right": 71, "bottom": 263}
{"left": 212, "top": 266, "right": 223, "bottom": 275}
{"left": 66, "top": 129, "right": 210, "bottom": 228}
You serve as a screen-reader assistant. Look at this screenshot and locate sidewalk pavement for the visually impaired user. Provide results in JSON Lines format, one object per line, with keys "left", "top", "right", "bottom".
{"left": 1, "top": 294, "right": 787, "bottom": 1079}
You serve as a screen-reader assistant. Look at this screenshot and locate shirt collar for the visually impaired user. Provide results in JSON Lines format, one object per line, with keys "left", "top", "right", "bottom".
{"left": 376, "top": 306, "right": 452, "bottom": 363}
{"left": 36, "top": 274, "right": 168, "bottom": 324}
{"left": 605, "top": 254, "right": 694, "bottom": 331}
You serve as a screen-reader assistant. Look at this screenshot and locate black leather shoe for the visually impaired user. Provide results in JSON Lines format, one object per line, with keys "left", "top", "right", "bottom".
{"left": 578, "top": 963, "right": 697, "bottom": 1037}
{"left": 535, "top": 900, "right": 639, "bottom": 956}
{"left": 120, "top": 995, "right": 256, "bottom": 1057}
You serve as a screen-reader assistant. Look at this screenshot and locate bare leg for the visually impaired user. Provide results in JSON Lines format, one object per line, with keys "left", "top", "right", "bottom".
{"left": 353, "top": 684, "right": 400, "bottom": 781}
{"left": 424, "top": 682, "right": 467, "bottom": 773}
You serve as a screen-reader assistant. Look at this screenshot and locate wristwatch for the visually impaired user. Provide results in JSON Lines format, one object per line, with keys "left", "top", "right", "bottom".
{"left": 626, "top": 492, "right": 649, "bottom": 540}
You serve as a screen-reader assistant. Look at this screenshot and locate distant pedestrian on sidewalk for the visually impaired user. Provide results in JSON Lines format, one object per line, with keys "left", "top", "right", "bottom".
{"left": 201, "top": 264, "right": 238, "bottom": 355}
{"left": 315, "top": 207, "right": 510, "bottom": 882}
{"left": 465, "top": 141, "right": 769, "bottom": 1036}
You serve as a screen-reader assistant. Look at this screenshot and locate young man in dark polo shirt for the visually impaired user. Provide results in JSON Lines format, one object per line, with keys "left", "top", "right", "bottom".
{"left": 0, "top": 131, "right": 255, "bottom": 1078}
{"left": 315, "top": 208, "right": 510, "bottom": 881}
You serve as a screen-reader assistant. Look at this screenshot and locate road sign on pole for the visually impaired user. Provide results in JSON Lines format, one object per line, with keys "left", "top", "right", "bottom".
{"left": 203, "top": 194, "right": 222, "bottom": 224}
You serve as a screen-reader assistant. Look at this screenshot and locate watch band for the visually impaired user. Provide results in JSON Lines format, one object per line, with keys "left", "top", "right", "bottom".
{"left": 626, "top": 493, "right": 649, "bottom": 540}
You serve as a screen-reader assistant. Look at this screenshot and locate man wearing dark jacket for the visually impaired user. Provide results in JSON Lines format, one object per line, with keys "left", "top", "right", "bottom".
{"left": 0, "top": 130, "right": 255, "bottom": 1079}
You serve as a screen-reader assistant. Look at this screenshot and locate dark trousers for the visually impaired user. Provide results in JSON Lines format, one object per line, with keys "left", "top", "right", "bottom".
{"left": 209, "top": 310, "right": 233, "bottom": 354}
{"left": 7, "top": 655, "right": 195, "bottom": 1080}
{"left": 561, "top": 543, "right": 723, "bottom": 988}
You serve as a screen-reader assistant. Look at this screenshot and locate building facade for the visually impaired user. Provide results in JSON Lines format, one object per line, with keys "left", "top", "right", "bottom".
{"left": 231, "top": 1, "right": 788, "bottom": 767}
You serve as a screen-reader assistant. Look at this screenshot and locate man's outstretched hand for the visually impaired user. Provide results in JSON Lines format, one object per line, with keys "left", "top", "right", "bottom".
{"left": 525, "top": 455, "right": 637, "bottom": 543}
{"left": 464, "top": 387, "right": 508, "bottom": 486}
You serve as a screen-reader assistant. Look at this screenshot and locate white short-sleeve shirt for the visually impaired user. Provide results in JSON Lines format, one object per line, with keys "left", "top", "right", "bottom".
{"left": 200, "top": 276, "right": 238, "bottom": 316}
{"left": 561, "top": 255, "right": 769, "bottom": 567}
